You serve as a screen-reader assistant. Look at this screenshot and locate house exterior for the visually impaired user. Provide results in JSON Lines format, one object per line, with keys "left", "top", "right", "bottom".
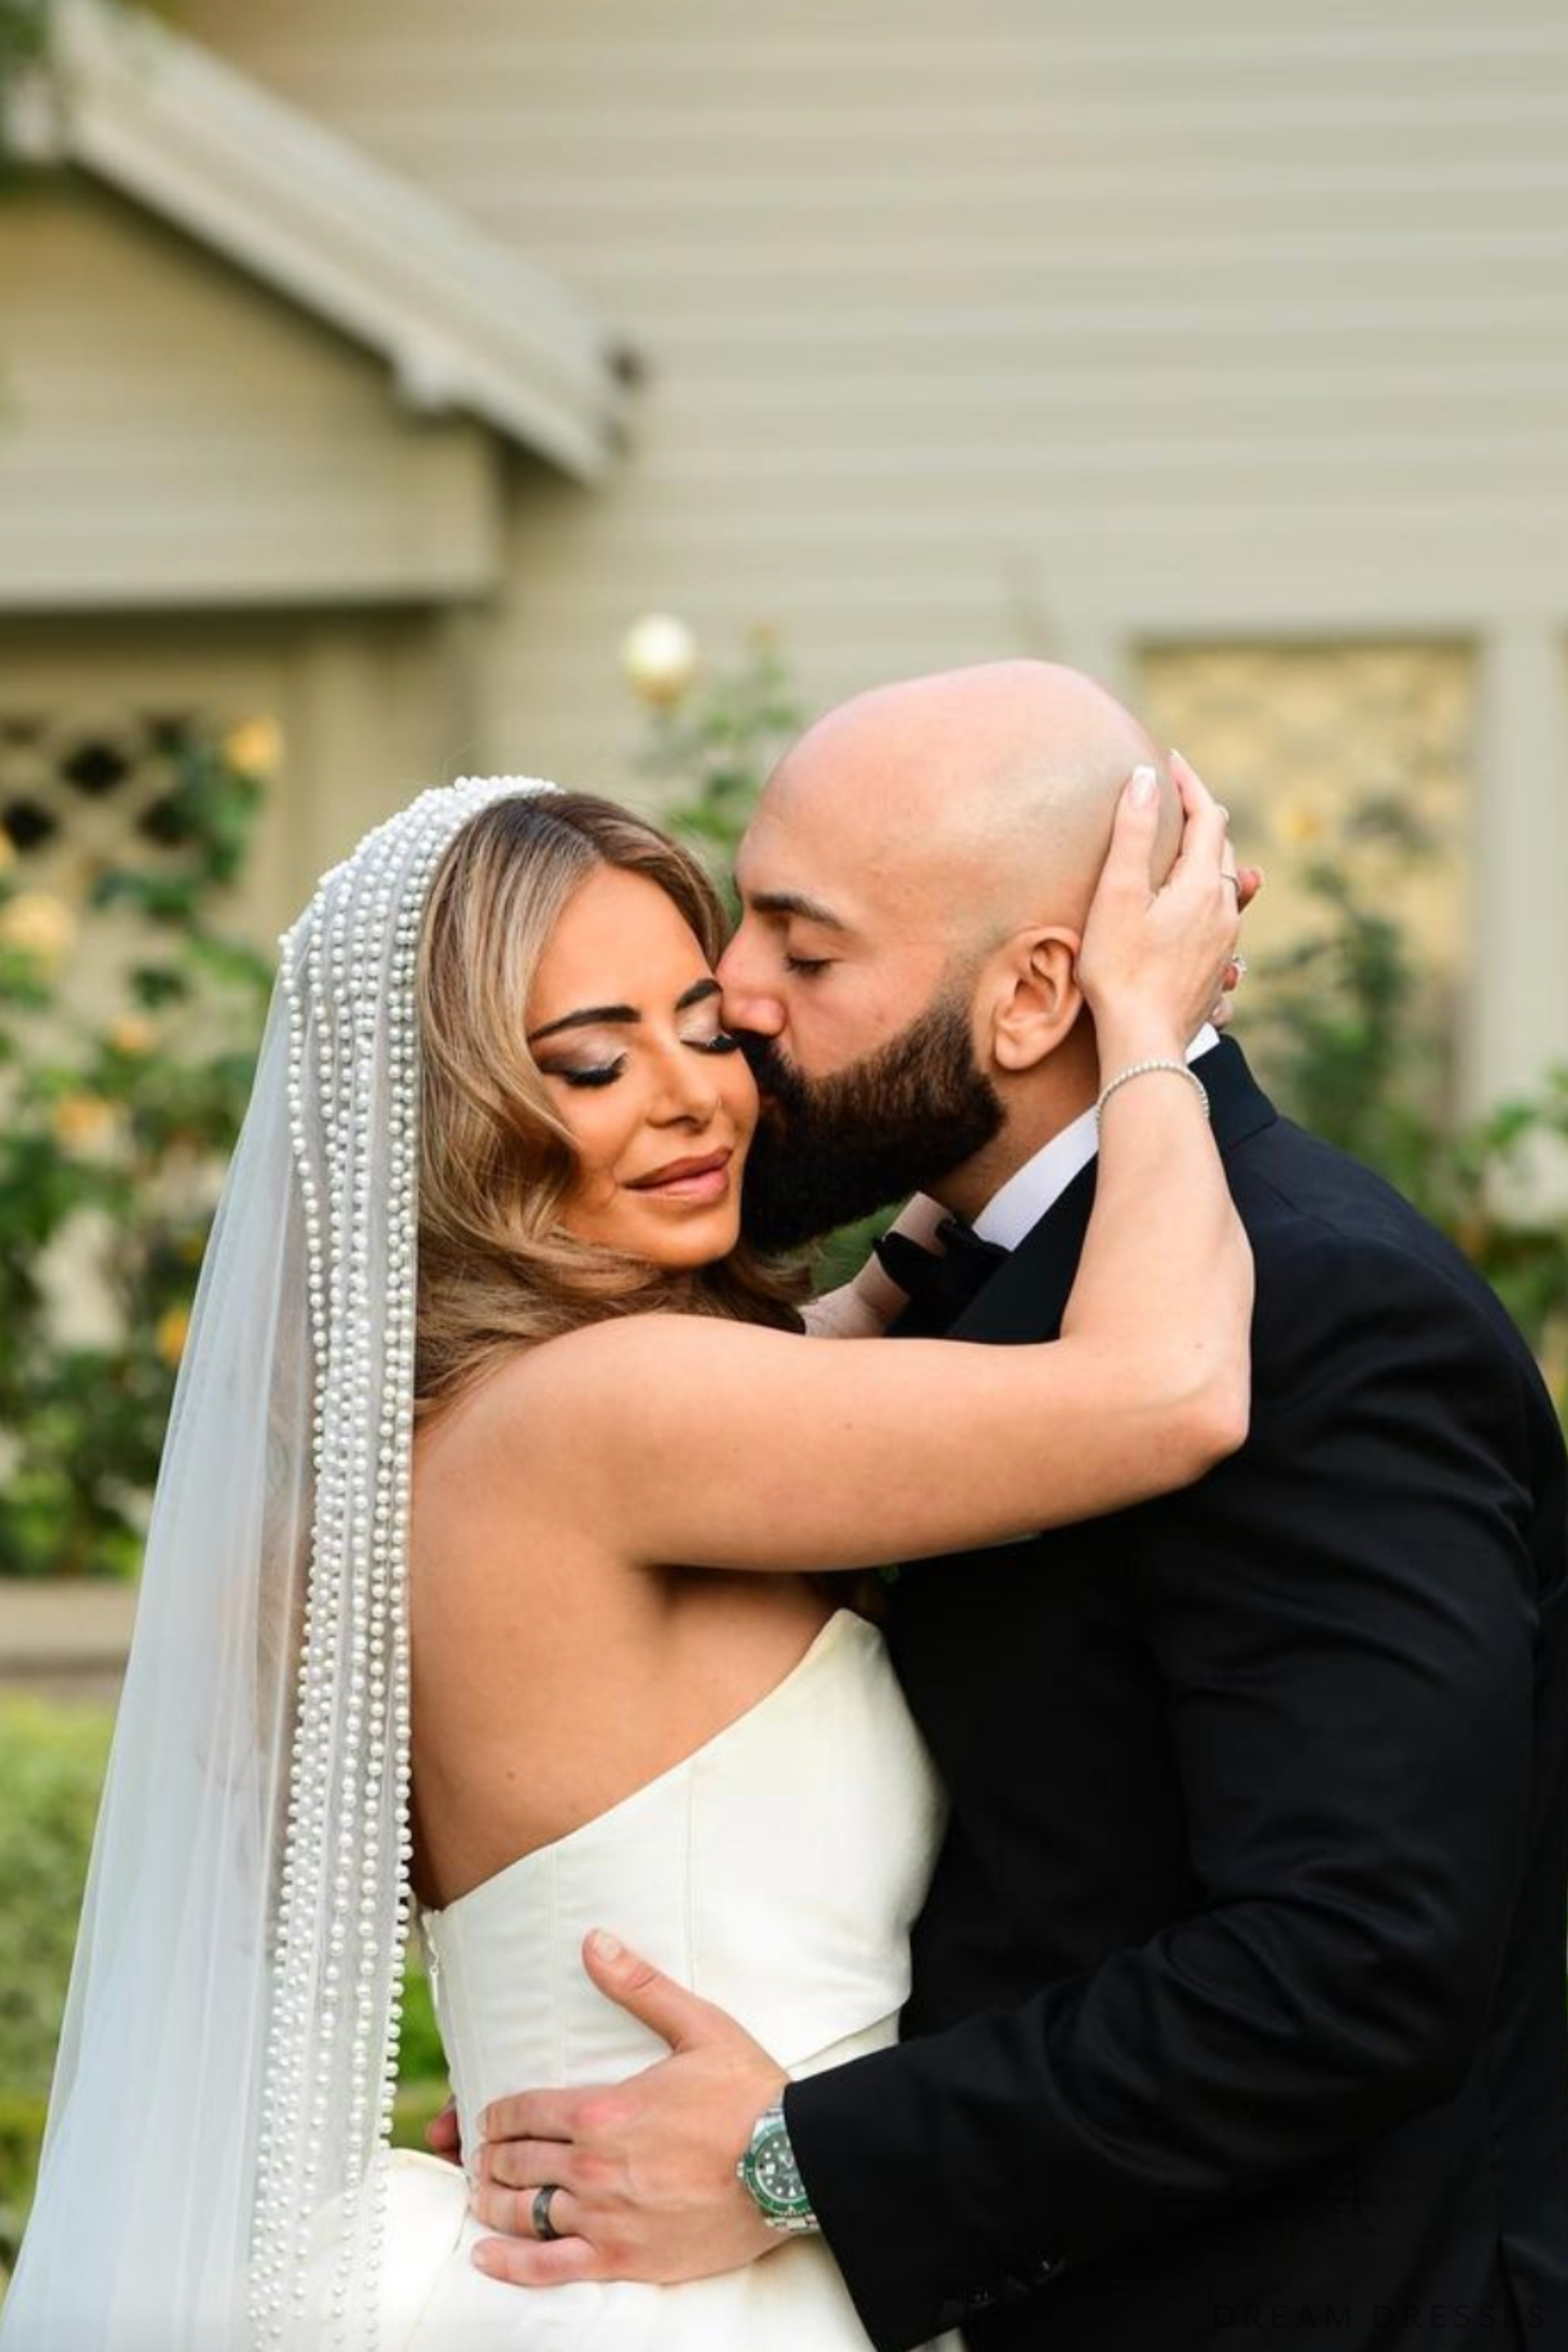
{"left": 2, "top": 0, "right": 1566, "bottom": 1109}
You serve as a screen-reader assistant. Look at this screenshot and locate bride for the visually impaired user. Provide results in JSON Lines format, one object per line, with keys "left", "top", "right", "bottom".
{"left": 1, "top": 768, "right": 1248, "bottom": 2350}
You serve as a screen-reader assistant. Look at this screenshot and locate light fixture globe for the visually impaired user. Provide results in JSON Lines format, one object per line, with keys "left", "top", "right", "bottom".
{"left": 620, "top": 613, "right": 699, "bottom": 707}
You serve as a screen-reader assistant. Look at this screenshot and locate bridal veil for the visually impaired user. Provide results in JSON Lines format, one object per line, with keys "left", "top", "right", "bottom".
{"left": 1, "top": 779, "right": 555, "bottom": 2351}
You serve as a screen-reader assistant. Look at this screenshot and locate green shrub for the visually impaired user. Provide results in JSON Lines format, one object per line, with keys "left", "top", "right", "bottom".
{"left": 0, "top": 720, "right": 274, "bottom": 1580}
{"left": 0, "top": 1701, "right": 111, "bottom": 2097}
{"left": 0, "top": 2089, "right": 46, "bottom": 2285}
{"left": 0, "top": 1701, "right": 110, "bottom": 2274}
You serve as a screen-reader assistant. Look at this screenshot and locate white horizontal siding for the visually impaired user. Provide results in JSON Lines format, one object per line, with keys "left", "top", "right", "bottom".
{"left": 174, "top": 0, "right": 1568, "bottom": 800}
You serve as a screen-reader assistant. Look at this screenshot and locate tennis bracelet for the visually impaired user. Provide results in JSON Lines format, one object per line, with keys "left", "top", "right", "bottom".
{"left": 1094, "top": 1058, "right": 1210, "bottom": 1128}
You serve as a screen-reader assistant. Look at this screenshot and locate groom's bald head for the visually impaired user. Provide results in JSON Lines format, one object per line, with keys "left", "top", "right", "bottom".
{"left": 758, "top": 659, "right": 1177, "bottom": 963}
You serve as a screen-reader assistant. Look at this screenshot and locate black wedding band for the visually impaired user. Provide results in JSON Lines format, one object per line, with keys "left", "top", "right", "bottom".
{"left": 532, "top": 2183, "right": 563, "bottom": 2242}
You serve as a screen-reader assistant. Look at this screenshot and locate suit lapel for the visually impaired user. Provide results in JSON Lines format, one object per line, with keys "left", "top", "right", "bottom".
{"left": 946, "top": 1038, "right": 1279, "bottom": 1347}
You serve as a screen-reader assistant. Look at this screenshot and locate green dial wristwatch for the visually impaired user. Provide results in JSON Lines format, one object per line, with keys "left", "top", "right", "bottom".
{"left": 737, "top": 2098, "right": 819, "bottom": 2234}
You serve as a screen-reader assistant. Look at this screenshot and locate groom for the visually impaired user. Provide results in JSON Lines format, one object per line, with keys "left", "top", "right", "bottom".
{"left": 464, "top": 662, "right": 1568, "bottom": 2348}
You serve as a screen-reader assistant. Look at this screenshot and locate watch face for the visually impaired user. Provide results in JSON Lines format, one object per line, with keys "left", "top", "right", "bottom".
{"left": 755, "top": 2142, "right": 802, "bottom": 2205}
{"left": 749, "top": 2120, "right": 808, "bottom": 2214}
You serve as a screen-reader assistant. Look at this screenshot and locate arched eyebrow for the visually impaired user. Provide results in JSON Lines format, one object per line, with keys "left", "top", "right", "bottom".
{"left": 744, "top": 890, "right": 848, "bottom": 931}
{"left": 528, "top": 977, "right": 720, "bottom": 1044}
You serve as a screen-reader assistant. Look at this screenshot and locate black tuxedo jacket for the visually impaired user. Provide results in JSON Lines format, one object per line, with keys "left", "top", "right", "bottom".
{"left": 786, "top": 1040, "right": 1568, "bottom": 2351}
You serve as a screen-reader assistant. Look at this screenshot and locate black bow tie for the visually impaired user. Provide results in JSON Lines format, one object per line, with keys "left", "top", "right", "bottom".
{"left": 874, "top": 1216, "right": 1011, "bottom": 1330}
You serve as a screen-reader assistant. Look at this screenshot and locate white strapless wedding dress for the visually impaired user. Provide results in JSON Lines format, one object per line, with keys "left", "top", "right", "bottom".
{"left": 368, "top": 1608, "right": 958, "bottom": 2350}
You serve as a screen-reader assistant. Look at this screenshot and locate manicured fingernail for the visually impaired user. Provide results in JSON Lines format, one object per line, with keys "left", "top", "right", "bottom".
{"left": 588, "top": 1928, "right": 622, "bottom": 1962}
{"left": 1128, "top": 765, "right": 1157, "bottom": 808}
{"left": 472, "top": 2244, "right": 500, "bottom": 2275}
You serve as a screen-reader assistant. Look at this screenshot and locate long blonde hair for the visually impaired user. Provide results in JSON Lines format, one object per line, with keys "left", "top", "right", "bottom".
{"left": 414, "top": 791, "right": 804, "bottom": 1415}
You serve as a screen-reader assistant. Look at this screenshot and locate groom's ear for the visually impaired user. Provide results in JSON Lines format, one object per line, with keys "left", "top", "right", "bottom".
{"left": 982, "top": 927, "right": 1085, "bottom": 1074}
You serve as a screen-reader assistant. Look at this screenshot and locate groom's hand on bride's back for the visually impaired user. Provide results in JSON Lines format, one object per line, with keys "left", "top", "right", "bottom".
{"left": 425, "top": 2097, "right": 463, "bottom": 2166}
{"left": 468, "top": 1929, "right": 787, "bottom": 2288}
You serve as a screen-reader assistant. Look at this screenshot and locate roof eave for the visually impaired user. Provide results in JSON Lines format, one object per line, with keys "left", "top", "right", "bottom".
{"left": 43, "top": 0, "right": 627, "bottom": 484}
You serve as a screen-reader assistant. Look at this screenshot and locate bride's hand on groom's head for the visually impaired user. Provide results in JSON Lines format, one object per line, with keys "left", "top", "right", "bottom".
{"left": 1076, "top": 751, "right": 1257, "bottom": 1060}
{"left": 1174, "top": 750, "right": 1263, "bottom": 1034}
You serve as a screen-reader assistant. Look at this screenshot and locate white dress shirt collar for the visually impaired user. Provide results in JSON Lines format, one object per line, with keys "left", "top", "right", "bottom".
{"left": 972, "top": 1026, "right": 1221, "bottom": 1250}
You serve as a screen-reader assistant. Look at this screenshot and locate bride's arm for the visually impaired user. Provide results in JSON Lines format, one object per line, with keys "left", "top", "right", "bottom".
{"left": 485, "top": 764, "right": 1250, "bottom": 1572}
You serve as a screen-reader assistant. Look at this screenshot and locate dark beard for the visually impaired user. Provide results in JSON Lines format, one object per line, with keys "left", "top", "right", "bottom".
{"left": 740, "top": 993, "right": 1004, "bottom": 1251}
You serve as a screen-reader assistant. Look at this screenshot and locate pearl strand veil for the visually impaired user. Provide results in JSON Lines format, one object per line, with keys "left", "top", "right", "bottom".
{"left": 2, "top": 779, "right": 558, "bottom": 2351}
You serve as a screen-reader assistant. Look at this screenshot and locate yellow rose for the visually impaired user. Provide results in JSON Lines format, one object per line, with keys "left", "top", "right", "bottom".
{"left": 223, "top": 717, "right": 285, "bottom": 779}
{"left": 0, "top": 890, "right": 77, "bottom": 966}
{"left": 109, "top": 1014, "right": 157, "bottom": 1056}
{"left": 154, "top": 1306, "right": 191, "bottom": 1367}
{"left": 52, "top": 1092, "right": 119, "bottom": 1155}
